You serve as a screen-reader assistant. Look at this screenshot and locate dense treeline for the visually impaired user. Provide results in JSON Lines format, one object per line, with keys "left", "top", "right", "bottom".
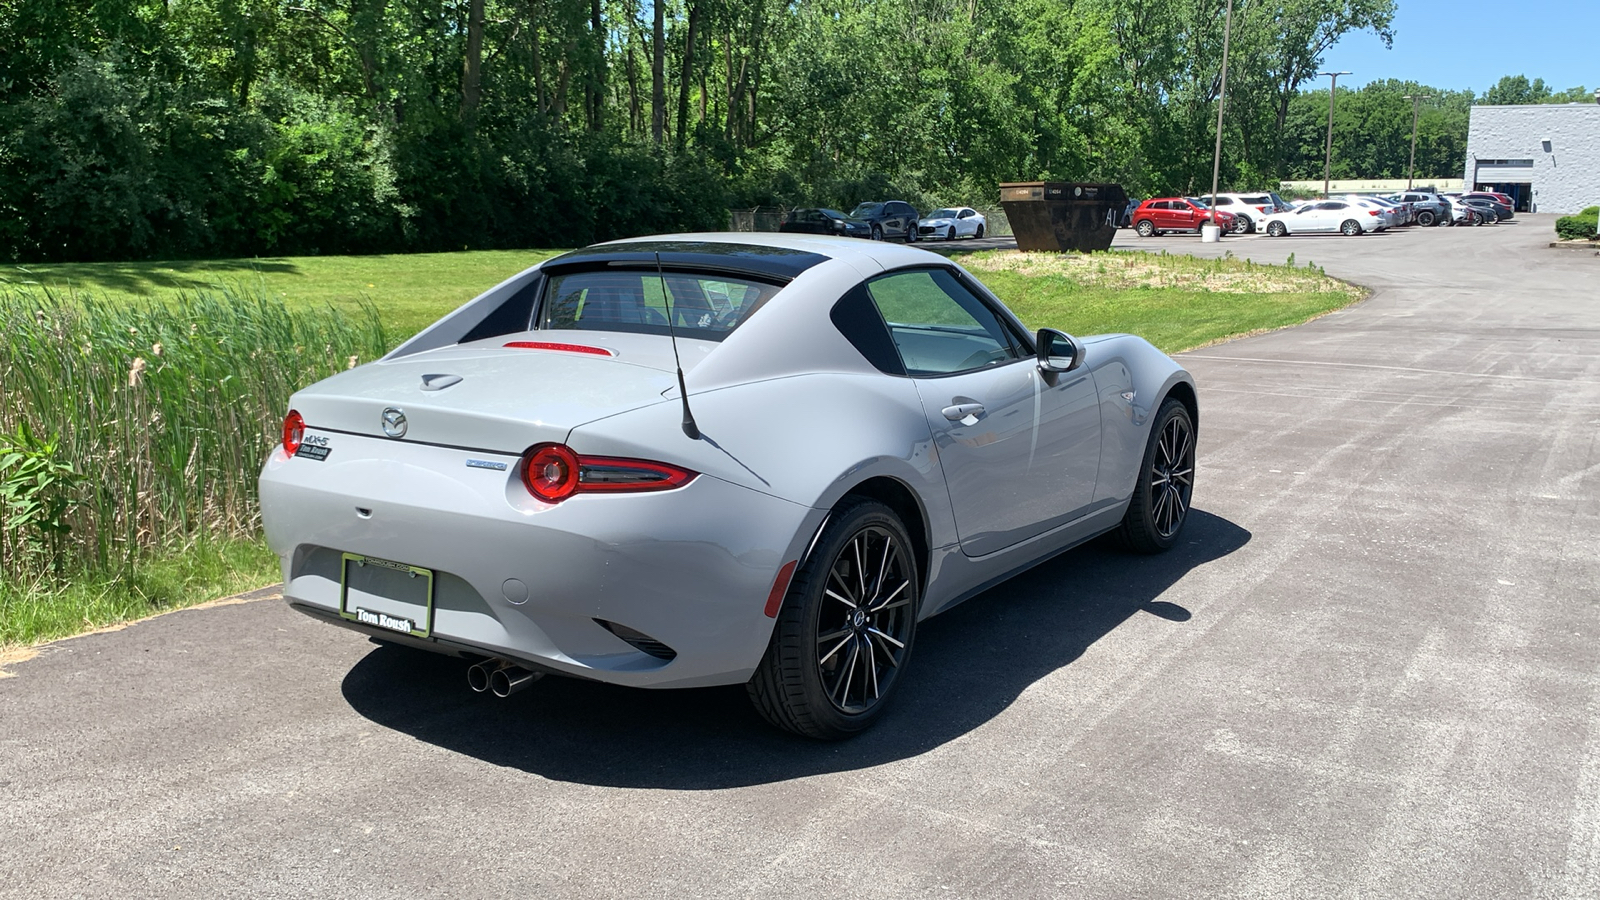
{"left": 0, "top": 0, "right": 1579, "bottom": 263}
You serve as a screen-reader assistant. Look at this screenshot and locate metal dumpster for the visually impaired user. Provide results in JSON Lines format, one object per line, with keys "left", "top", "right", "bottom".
{"left": 999, "top": 182, "right": 1128, "bottom": 252}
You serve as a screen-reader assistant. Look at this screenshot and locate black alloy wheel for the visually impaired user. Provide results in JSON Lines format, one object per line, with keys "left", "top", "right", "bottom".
{"left": 975, "top": 224, "right": 984, "bottom": 238}
{"left": 748, "top": 499, "right": 919, "bottom": 740}
{"left": 1417, "top": 210, "right": 1435, "bottom": 227}
{"left": 947, "top": 226, "right": 957, "bottom": 241}
{"left": 1118, "top": 398, "right": 1195, "bottom": 553}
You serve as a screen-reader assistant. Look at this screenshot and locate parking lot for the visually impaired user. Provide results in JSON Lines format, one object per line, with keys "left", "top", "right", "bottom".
{"left": 4, "top": 215, "right": 1598, "bottom": 898}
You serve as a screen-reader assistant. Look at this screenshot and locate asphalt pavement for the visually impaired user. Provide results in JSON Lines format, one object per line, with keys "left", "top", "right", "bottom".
{"left": 4, "top": 216, "right": 1598, "bottom": 898}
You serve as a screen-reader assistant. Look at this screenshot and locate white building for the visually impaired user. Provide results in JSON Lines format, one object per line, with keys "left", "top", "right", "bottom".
{"left": 1463, "top": 101, "right": 1600, "bottom": 214}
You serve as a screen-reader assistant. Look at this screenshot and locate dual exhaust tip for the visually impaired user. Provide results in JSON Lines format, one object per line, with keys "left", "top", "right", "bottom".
{"left": 467, "top": 658, "right": 542, "bottom": 698}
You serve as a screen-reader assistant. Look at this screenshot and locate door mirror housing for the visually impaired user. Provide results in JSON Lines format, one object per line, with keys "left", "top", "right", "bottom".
{"left": 1036, "top": 328, "right": 1082, "bottom": 373}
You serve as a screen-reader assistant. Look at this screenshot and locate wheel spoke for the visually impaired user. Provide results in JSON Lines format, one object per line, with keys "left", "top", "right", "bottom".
{"left": 824, "top": 588, "right": 857, "bottom": 609}
{"left": 834, "top": 639, "right": 860, "bottom": 706}
{"left": 852, "top": 535, "right": 867, "bottom": 600}
{"left": 872, "top": 535, "right": 893, "bottom": 604}
{"left": 817, "top": 628, "right": 850, "bottom": 646}
{"left": 819, "top": 633, "right": 851, "bottom": 665}
{"left": 827, "top": 569, "right": 858, "bottom": 606}
{"left": 869, "top": 630, "right": 902, "bottom": 665}
{"left": 868, "top": 579, "right": 908, "bottom": 612}
{"left": 865, "top": 637, "right": 880, "bottom": 700}
{"left": 867, "top": 626, "right": 904, "bottom": 649}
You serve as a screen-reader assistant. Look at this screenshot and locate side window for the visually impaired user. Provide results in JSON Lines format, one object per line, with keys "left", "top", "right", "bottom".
{"left": 864, "top": 269, "right": 1023, "bottom": 376}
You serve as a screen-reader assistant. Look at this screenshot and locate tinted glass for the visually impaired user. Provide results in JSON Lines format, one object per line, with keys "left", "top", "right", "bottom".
{"left": 1240, "top": 195, "right": 1269, "bottom": 204}
{"left": 851, "top": 203, "right": 884, "bottom": 217}
{"left": 930, "top": 208, "right": 959, "bottom": 218}
{"left": 865, "top": 269, "right": 1021, "bottom": 376}
{"left": 540, "top": 269, "right": 781, "bottom": 341}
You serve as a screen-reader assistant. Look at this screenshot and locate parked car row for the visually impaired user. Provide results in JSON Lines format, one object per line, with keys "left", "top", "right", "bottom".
{"left": 779, "top": 202, "right": 988, "bottom": 242}
{"left": 1123, "top": 189, "right": 1518, "bottom": 239}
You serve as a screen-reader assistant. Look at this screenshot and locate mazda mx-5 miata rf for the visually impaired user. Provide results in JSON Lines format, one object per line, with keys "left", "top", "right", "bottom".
{"left": 259, "top": 233, "right": 1198, "bottom": 739}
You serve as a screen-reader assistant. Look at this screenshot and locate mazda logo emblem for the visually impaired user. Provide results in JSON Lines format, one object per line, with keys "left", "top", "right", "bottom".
{"left": 381, "top": 407, "right": 408, "bottom": 438}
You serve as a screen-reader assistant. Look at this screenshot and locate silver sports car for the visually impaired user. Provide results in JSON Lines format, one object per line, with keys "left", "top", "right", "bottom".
{"left": 259, "top": 233, "right": 1197, "bottom": 739}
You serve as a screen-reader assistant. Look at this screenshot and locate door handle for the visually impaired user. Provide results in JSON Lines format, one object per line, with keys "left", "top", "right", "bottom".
{"left": 942, "top": 403, "right": 985, "bottom": 421}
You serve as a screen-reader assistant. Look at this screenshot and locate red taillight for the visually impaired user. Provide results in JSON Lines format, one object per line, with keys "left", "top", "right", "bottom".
{"left": 519, "top": 443, "right": 697, "bottom": 503}
{"left": 282, "top": 410, "right": 305, "bottom": 456}
{"left": 521, "top": 443, "right": 581, "bottom": 502}
{"left": 1368, "top": 210, "right": 1379, "bottom": 216}
{"left": 503, "top": 341, "right": 615, "bottom": 357}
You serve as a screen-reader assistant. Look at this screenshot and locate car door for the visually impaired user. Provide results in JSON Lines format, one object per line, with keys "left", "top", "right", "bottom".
{"left": 957, "top": 209, "right": 975, "bottom": 236}
{"left": 1148, "top": 201, "right": 1173, "bottom": 231}
{"left": 861, "top": 268, "right": 1102, "bottom": 557}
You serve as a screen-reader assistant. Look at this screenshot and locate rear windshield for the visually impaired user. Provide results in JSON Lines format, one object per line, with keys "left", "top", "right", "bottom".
{"left": 1239, "top": 195, "right": 1269, "bottom": 204}
{"left": 539, "top": 269, "right": 782, "bottom": 342}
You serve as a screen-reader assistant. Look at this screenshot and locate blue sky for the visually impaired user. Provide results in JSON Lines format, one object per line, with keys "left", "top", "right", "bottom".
{"left": 1321, "top": 1, "right": 1599, "bottom": 96}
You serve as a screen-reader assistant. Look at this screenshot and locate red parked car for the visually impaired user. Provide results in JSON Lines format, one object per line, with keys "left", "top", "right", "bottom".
{"left": 1130, "top": 198, "right": 1237, "bottom": 236}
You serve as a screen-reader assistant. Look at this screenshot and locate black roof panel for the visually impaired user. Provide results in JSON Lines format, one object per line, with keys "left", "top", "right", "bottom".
{"left": 543, "top": 240, "right": 830, "bottom": 281}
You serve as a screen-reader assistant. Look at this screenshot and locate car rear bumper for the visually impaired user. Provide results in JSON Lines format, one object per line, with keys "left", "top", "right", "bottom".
{"left": 259, "top": 433, "right": 819, "bottom": 688}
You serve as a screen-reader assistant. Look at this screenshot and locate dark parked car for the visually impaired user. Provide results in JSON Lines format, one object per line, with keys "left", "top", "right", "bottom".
{"left": 1458, "top": 196, "right": 1512, "bottom": 224}
{"left": 848, "top": 201, "right": 921, "bottom": 242}
{"left": 779, "top": 208, "right": 873, "bottom": 238}
{"left": 1463, "top": 193, "right": 1515, "bottom": 220}
{"left": 1130, "top": 198, "right": 1236, "bottom": 236}
{"left": 1117, "top": 198, "right": 1142, "bottom": 228}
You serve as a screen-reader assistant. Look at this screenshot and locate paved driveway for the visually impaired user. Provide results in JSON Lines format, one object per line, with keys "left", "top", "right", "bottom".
{"left": 4, "top": 218, "right": 1598, "bottom": 898}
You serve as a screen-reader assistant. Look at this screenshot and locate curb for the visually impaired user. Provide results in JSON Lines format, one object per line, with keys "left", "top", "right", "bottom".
{"left": 1548, "top": 241, "right": 1600, "bottom": 252}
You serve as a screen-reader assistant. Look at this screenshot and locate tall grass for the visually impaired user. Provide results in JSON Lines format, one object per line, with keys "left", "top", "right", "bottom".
{"left": 0, "top": 286, "right": 391, "bottom": 587}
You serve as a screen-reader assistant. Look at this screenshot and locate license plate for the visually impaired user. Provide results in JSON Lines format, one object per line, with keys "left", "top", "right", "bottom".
{"left": 339, "top": 553, "right": 435, "bottom": 638}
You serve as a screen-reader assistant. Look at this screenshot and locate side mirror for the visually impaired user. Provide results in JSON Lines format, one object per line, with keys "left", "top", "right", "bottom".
{"left": 1036, "top": 328, "right": 1082, "bottom": 373}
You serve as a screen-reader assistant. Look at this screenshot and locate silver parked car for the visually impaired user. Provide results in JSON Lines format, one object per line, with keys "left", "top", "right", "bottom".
{"left": 259, "top": 234, "right": 1198, "bottom": 739}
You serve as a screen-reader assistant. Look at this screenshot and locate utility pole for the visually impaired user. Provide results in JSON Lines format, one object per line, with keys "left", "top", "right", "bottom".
{"left": 1207, "top": 0, "right": 1235, "bottom": 228}
{"left": 1319, "top": 71, "right": 1351, "bottom": 197}
{"left": 1403, "top": 93, "right": 1432, "bottom": 189}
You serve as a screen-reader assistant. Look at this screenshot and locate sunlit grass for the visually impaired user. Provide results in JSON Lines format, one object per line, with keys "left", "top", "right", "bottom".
{"left": 959, "top": 249, "right": 1362, "bottom": 352}
{"left": 0, "top": 537, "right": 278, "bottom": 647}
{"left": 1, "top": 249, "right": 563, "bottom": 339}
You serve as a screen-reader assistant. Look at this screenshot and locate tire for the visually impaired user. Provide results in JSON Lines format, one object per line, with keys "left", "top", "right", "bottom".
{"left": 905, "top": 223, "right": 917, "bottom": 243}
{"left": 747, "top": 499, "right": 920, "bottom": 740}
{"left": 1266, "top": 221, "right": 1286, "bottom": 237}
{"left": 1118, "top": 398, "right": 1195, "bottom": 554}
{"left": 1416, "top": 209, "right": 1435, "bottom": 227}
{"left": 1231, "top": 215, "right": 1251, "bottom": 234}
{"left": 1341, "top": 219, "right": 1362, "bottom": 236}
{"left": 975, "top": 224, "right": 985, "bottom": 239}
{"left": 947, "top": 226, "right": 957, "bottom": 241}
{"left": 871, "top": 225, "right": 883, "bottom": 241}
{"left": 1135, "top": 219, "right": 1156, "bottom": 237}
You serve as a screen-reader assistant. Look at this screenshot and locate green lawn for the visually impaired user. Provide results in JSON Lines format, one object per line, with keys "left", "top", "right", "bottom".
{"left": 2, "top": 249, "right": 564, "bottom": 338}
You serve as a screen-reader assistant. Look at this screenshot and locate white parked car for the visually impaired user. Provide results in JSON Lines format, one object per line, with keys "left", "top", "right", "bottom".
{"left": 916, "top": 207, "right": 987, "bottom": 240}
{"left": 1259, "top": 200, "right": 1380, "bottom": 236}
{"left": 1343, "top": 196, "right": 1404, "bottom": 229}
{"left": 1204, "top": 192, "right": 1294, "bottom": 234}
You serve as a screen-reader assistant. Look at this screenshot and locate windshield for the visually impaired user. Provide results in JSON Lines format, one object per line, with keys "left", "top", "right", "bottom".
{"left": 929, "top": 208, "right": 959, "bottom": 218}
{"left": 540, "top": 269, "right": 782, "bottom": 342}
{"left": 1188, "top": 198, "right": 1211, "bottom": 208}
{"left": 850, "top": 203, "right": 884, "bottom": 217}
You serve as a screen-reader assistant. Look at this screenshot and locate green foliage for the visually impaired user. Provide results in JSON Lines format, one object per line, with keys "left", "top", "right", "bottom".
{"left": 0, "top": 285, "right": 391, "bottom": 583}
{"left": 1554, "top": 210, "right": 1599, "bottom": 241}
{"left": 0, "top": 423, "right": 82, "bottom": 577}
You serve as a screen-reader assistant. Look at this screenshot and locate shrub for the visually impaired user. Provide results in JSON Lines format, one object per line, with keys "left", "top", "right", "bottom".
{"left": 1555, "top": 208, "right": 1598, "bottom": 241}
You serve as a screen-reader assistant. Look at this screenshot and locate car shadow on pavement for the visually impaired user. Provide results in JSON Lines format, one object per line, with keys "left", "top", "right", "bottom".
{"left": 341, "top": 509, "right": 1249, "bottom": 788}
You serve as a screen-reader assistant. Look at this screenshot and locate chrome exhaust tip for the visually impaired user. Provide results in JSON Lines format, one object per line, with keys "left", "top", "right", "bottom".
{"left": 490, "top": 665, "right": 541, "bottom": 698}
{"left": 467, "top": 658, "right": 507, "bottom": 693}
